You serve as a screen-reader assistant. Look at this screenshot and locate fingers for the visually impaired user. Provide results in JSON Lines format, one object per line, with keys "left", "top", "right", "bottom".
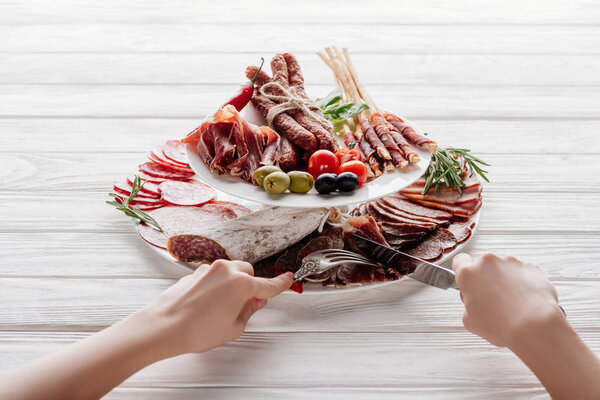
{"left": 237, "top": 298, "right": 267, "bottom": 325}
{"left": 452, "top": 253, "right": 473, "bottom": 273}
{"left": 230, "top": 260, "right": 254, "bottom": 276}
{"left": 253, "top": 272, "right": 294, "bottom": 299}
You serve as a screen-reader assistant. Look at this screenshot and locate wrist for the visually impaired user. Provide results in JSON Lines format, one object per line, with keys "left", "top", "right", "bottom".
{"left": 507, "top": 303, "right": 569, "bottom": 354}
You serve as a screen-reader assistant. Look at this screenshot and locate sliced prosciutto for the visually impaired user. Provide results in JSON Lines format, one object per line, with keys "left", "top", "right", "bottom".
{"left": 187, "top": 105, "right": 280, "bottom": 183}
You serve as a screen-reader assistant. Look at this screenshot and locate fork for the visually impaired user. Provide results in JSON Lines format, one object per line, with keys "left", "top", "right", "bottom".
{"left": 293, "top": 249, "right": 381, "bottom": 282}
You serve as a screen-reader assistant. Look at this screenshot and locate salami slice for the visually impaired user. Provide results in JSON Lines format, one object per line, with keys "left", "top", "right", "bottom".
{"left": 431, "top": 228, "right": 457, "bottom": 252}
{"left": 447, "top": 220, "right": 473, "bottom": 243}
{"left": 113, "top": 181, "right": 159, "bottom": 199}
{"left": 158, "top": 180, "right": 216, "bottom": 206}
{"left": 138, "top": 206, "right": 238, "bottom": 249}
{"left": 147, "top": 149, "right": 193, "bottom": 173}
{"left": 163, "top": 140, "right": 189, "bottom": 165}
{"left": 205, "top": 201, "right": 253, "bottom": 218}
{"left": 127, "top": 175, "right": 161, "bottom": 194}
{"left": 117, "top": 196, "right": 166, "bottom": 207}
{"left": 130, "top": 171, "right": 171, "bottom": 184}
{"left": 406, "top": 235, "right": 443, "bottom": 261}
{"left": 199, "top": 202, "right": 239, "bottom": 220}
{"left": 139, "top": 162, "right": 195, "bottom": 180}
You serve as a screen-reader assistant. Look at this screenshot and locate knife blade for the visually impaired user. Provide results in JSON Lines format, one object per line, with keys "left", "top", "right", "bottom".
{"left": 352, "top": 234, "right": 458, "bottom": 290}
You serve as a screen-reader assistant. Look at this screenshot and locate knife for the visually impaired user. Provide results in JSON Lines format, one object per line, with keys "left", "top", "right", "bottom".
{"left": 352, "top": 234, "right": 458, "bottom": 290}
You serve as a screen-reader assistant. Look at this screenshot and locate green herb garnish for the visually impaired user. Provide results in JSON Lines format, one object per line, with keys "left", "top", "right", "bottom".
{"left": 316, "top": 88, "right": 369, "bottom": 131}
{"left": 106, "top": 176, "right": 163, "bottom": 231}
{"left": 423, "top": 148, "right": 490, "bottom": 195}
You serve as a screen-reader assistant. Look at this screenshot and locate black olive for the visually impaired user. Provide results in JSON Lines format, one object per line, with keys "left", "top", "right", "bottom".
{"left": 336, "top": 172, "right": 359, "bottom": 192}
{"left": 315, "top": 173, "right": 337, "bottom": 194}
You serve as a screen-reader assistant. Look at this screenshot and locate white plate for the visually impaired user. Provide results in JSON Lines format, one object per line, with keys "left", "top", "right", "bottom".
{"left": 185, "top": 105, "right": 432, "bottom": 208}
{"left": 140, "top": 203, "right": 480, "bottom": 295}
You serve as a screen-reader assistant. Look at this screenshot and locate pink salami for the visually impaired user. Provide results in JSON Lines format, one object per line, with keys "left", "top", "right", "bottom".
{"left": 113, "top": 181, "right": 159, "bottom": 200}
{"left": 116, "top": 196, "right": 166, "bottom": 208}
{"left": 147, "top": 149, "right": 193, "bottom": 173}
{"left": 138, "top": 206, "right": 237, "bottom": 249}
{"left": 130, "top": 172, "right": 171, "bottom": 184}
{"left": 158, "top": 180, "right": 217, "bottom": 206}
{"left": 139, "top": 162, "right": 195, "bottom": 180}
{"left": 127, "top": 175, "right": 161, "bottom": 195}
{"left": 206, "top": 200, "right": 253, "bottom": 218}
{"left": 163, "top": 140, "right": 188, "bottom": 165}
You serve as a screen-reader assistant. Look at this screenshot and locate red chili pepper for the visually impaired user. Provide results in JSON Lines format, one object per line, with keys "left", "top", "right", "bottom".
{"left": 222, "top": 57, "right": 265, "bottom": 111}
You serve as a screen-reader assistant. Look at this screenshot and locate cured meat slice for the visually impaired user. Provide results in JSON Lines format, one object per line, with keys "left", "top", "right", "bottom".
{"left": 384, "top": 121, "right": 420, "bottom": 163}
{"left": 382, "top": 196, "right": 453, "bottom": 220}
{"left": 163, "top": 140, "right": 189, "bottom": 165}
{"left": 346, "top": 215, "right": 388, "bottom": 245}
{"left": 139, "top": 162, "right": 195, "bottom": 180}
{"left": 318, "top": 224, "right": 345, "bottom": 249}
{"left": 205, "top": 201, "right": 253, "bottom": 218}
{"left": 259, "top": 126, "right": 280, "bottom": 166}
{"left": 376, "top": 200, "right": 449, "bottom": 225}
{"left": 401, "top": 186, "right": 482, "bottom": 206}
{"left": 274, "top": 241, "right": 306, "bottom": 272}
{"left": 196, "top": 202, "right": 238, "bottom": 220}
{"left": 138, "top": 206, "right": 237, "bottom": 249}
{"left": 384, "top": 113, "right": 437, "bottom": 153}
{"left": 366, "top": 202, "right": 437, "bottom": 228}
{"left": 168, "top": 207, "right": 328, "bottom": 264}
{"left": 127, "top": 175, "right": 161, "bottom": 195}
{"left": 380, "top": 222, "right": 430, "bottom": 237}
{"left": 131, "top": 171, "right": 172, "bottom": 184}
{"left": 360, "top": 117, "right": 390, "bottom": 160}
{"left": 158, "top": 180, "right": 216, "bottom": 206}
{"left": 120, "top": 197, "right": 166, "bottom": 207}
{"left": 431, "top": 228, "right": 457, "bottom": 252}
{"left": 335, "top": 264, "right": 376, "bottom": 286}
{"left": 341, "top": 130, "right": 373, "bottom": 178}
{"left": 408, "top": 197, "right": 482, "bottom": 217}
{"left": 402, "top": 173, "right": 481, "bottom": 193}
{"left": 113, "top": 181, "right": 159, "bottom": 200}
{"left": 148, "top": 147, "right": 193, "bottom": 173}
{"left": 405, "top": 235, "right": 443, "bottom": 261}
{"left": 370, "top": 113, "right": 408, "bottom": 169}
{"left": 296, "top": 236, "right": 333, "bottom": 270}
{"left": 447, "top": 220, "right": 473, "bottom": 243}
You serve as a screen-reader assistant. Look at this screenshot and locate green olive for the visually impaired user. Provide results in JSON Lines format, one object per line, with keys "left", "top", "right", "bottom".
{"left": 287, "top": 171, "right": 314, "bottom": 193}
{"left": 263, "top": 171, "right": 290, "bottom": 194}
{"left": 253, "top": 165, "right": 282, "bottom": 186}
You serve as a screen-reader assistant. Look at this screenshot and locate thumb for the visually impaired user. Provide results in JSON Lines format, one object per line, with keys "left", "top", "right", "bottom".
{"left": 452, "top": 253, "right": 473, "bottom": 273}
{"left": 237, "top": 298, "right": 267, "bottom": 325}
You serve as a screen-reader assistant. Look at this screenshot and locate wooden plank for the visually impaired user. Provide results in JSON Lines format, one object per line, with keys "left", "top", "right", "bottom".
{"left": 0, "top": 278, "right": 597, "bottom": 332}
{"left": 1, "top": 232, "right": 599, "bottom": 279}
{"left": 1, "top": 153, "right": 598, "bottom": 192}
{"left": 103, "top": 386, "right": 550, "bottom": 400}
{"left": 1, "top": 84, "right": 599, "bottom": 119}
{"left": 1, "top": 118, "right": 598, "bottom": 154}
{"left": 3, "top": 53, "right": 600, "bottom": 86}
{"left": 1, "top": 0, "right": 597, "bottom": 24}
{"left": 0, "top": 330, "right": 598, "bottom": 389}
{"left": 1, "top": 24, "right": 598, "bottom": 54}
{"left": 0, "top": 189, "right": 597, "bottom": 233}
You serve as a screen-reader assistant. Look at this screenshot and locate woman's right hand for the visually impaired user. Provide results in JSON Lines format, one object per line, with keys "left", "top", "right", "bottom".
{"left": 138, "top": 259, "right": 293, "bottom": 358}
{"left": 452, "top": 253, "right": 564, "bottom": 348}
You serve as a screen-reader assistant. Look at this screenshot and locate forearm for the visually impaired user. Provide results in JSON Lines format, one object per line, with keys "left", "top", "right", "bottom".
{"left": 509, "top": 308, "right": 600, "bottom": 400}
{"left": 0, "top": 309, "right": 173, "bottom": 400}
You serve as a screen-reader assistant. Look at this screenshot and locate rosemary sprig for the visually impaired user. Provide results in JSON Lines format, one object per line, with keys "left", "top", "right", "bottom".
{"left": 106, "top": 176, "right": 163, "bottom": 231}
{"left": 422, "top": 148, "right": 490, "bottom": 195}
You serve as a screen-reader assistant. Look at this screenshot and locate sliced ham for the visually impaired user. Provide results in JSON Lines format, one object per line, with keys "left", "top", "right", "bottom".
{"left": 377, "top": 198, "right": 450, "bottom": 225}
{"left": 381, "top": 195, "right": 453, "bottom": 220}
{"left": 430, "top": 228, "right": 457, "bottom": 252}
{"left": 447, "top": 220, "right": 473, "bottom": 243}
{"left": 365, "top": 202, "right": 437, "bottom": 229}
{"left": 405, "top": 235, "right": 443, "bottom": 261}
{"left": 401, "top": 186, "right": 482, "bottom": 206}
{"left": 408, "top": 197, "right": 482, "bottom": 217}
{"left": 404, "top": 173, "right": 481, "bottom": 192}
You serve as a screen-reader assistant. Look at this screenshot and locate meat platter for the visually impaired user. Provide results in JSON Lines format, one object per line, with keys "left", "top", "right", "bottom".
{"left": 107, "top": 46, "right": 489, "bottom": 294}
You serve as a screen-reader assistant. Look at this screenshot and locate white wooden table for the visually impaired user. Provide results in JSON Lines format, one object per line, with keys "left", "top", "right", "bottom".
{"left": 1, "top": 1, "right": 599, "bottom": 398}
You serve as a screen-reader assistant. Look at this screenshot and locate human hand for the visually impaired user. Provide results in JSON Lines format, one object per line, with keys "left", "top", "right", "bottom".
{"left": 452, "top": 253, "right": 563, "bottom": 348}
{"left": 139, "top": 259, "right": 293, "bottom": 357}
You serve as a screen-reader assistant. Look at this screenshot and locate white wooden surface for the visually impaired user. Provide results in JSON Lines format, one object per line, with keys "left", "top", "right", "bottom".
{"left": 1, "top": 1, "right": 599, "bottom": 398}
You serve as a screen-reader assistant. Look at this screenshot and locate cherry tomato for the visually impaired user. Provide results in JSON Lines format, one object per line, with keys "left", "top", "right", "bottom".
{"left": 335, "top": 148, "right": 362, "bottom": 164}
{"left": 308, "top": 150, "right": 339, "bottom": 179}
{"left": 337, "top": 160, "right": 368, "bottom": 187}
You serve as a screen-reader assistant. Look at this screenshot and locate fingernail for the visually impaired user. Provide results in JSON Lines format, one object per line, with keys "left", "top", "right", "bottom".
{"left": 256, "top": 298, "right": 268, "bottom": 310}
{"left": 284, "top": 272, "right": 294, "bottom": 279}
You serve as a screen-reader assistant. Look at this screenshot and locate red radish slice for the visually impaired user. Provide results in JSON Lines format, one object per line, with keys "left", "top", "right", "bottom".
{"left": 139, "top": 162, "right": 194, "bottom": 180}
{"left": 163, "top": 140, "right": 188, "bottom": 165}
{"left": 113, "top": 182, "right": 159, "bottom": 199}
{"left": 127, "top": 175, "right": 161, "bottom": 194}
{"left": 138, "top": 206, "right": 237, "bottom": 249}
{"left": 158, "top": 180, "right": 217, "bottom": 206}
